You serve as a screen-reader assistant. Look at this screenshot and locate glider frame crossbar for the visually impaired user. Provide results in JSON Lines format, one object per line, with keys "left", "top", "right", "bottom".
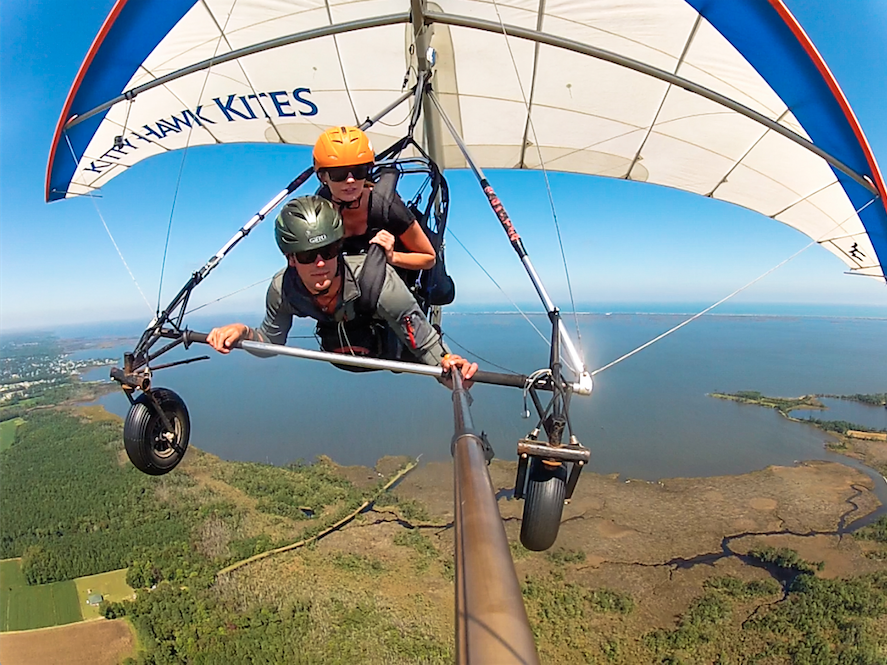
{"left": 145, "top": 329, "right": 554, "bottom": 391}
{"left": 62, "top": 13, "right": 878, "bottom": 197}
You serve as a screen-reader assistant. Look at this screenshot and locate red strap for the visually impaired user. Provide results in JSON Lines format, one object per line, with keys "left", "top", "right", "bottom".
{"left": 403, "top": 315, "right": 416, "bottom": 348}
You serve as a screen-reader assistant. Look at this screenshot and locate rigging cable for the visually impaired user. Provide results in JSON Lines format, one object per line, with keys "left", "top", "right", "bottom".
{"left": 184, "top": 275, "right": 272, "bottom": 315}
{"left": 489, "top": 0, "right": 584, "bottom": 356}
{"left": 156, "top": 4, "right": 233, "bottom": 315}
{"left": 444, "top": 333, "right": 520, "bottom": 375}
{"left": 591, "top": 197, "right": 879, "bottom": 377}
{"left": 447, "top": 229, "right": 549, "bottom": 346}
{"left": 62, "top": 133, "right": 154, "bottom": 314}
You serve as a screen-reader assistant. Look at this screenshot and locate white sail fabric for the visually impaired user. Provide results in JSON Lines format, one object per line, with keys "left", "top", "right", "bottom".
{"left": 48, "top": 0, "right": 887, "bottom": 279}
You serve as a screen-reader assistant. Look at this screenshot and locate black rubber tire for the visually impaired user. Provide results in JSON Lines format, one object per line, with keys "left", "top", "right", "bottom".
{"left": 520, "top": 460, "right": 567, "bottom": 551}
{"left": 123, "top": 388, "right": 190, "bottom": 476}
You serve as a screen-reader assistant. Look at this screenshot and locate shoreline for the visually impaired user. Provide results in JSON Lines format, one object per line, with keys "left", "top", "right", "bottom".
{"left": 73, "top": 392, "right": 887, "bottom": 480}
{"left": 69, "top": 395, "right": 887, "bottom": 530}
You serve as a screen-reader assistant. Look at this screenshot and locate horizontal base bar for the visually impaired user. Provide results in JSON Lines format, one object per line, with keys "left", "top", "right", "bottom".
{"left": 517, "top": 439, "right": 590, "bottom": 463}
{"left": 159, "top": 329, "right": 562, "bottom": 391}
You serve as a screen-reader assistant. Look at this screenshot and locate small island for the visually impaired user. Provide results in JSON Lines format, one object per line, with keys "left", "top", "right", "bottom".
{"left": 710, "top": 390, "right": 887, "bottom": 435}
{"left": 710, "top": 390, "right": 887, "bottom": 479}
{"left": 709, "top": 390, "right": 825, "bottom": 415}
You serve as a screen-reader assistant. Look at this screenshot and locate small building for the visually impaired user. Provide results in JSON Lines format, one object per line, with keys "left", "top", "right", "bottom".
{"left": 87, "top": 593, "right": 103, "bottom": 606}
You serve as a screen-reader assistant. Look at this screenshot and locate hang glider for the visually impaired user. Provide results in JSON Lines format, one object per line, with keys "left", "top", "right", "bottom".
{"left": 48, "top": 5, "right": 887, "bottom": 659}
{"left": 47, "top": 0, "right": 887, "bottom": 279}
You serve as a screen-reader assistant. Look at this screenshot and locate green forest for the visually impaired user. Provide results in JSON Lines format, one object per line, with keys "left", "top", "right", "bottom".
{"left": 3, "top": 403, "right": 887, "bottom": 663}
{"left": 0, "top": 411, "right": 195, "bottom": 583}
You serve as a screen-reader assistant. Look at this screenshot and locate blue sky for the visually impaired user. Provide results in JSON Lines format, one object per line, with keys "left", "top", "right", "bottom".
{"left": 1, "top": 0, "right": 886, "bottom": 333}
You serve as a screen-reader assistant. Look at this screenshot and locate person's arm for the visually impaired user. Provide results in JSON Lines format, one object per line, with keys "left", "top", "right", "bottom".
{"left": 253, "top": 274, "right": 292, "bottom": 346}
{"left": 372, "top": 264, "right": 475, "bottom": 380}
{"left": 206, "top": 273, "right": 292, "bottom": 355}
{"left": 369, "top": 223, "right": 436, "bottom": 271}
{"left": 368, "top": 192, "right": 435, "bottom": 270}
{"left": 394, "top": 221, "right": 436, "bottom": 270}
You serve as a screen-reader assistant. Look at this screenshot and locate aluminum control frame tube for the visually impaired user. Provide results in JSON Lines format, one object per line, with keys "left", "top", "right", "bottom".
{"left": 450, "top": 370, "right": 540, "bottom": 665}
{"left": 150, "top": 330, "right": 546, "bottom": 390}
{"left": 427, "top": 91, "right": 591, "bottom": 394}
{"left": 130, "top": 88, "right": 416, "bottom": 366}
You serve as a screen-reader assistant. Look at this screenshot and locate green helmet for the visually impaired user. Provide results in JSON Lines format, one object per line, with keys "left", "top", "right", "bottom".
{"left": 274, "top": 195, "right": 344, "bottom": 255}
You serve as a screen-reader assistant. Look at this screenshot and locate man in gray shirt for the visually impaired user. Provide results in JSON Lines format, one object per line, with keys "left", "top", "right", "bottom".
{"left": 207, "top": 196, "right": 476, "bottom": 380}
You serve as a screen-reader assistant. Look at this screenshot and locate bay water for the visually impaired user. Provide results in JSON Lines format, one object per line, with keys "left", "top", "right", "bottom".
{"left": 80, "top": 313, "right": 886, "bottom": 481}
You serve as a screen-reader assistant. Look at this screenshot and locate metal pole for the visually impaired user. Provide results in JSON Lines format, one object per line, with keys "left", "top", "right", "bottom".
{"left": 159, "top": 330, "right": 544, "bottom": 390}
{"left": 451, "top": 370, "right": 540, "bottom": 665}
{"left": 427, "top": 91, "right": 592, "bottom": 394}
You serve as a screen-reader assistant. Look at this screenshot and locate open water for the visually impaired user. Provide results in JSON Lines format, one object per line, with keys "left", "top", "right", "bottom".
{"left": 79, "top": 313, "right": 887, "bottom": 482}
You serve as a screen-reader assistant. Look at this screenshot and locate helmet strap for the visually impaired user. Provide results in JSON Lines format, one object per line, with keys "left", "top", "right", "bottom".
{"left": 332, "top": 190, "right": 364, "bottom": 210}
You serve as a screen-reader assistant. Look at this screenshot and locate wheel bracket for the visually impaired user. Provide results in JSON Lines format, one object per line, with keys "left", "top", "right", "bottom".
{"left": 145, "top": 389, "right": 177, "bottom": 435}
{"left": 513, "top": 438, "right": 589, "bottom": 503}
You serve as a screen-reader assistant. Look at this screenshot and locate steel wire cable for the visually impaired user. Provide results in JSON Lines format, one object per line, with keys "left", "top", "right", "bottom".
{"left": 63, "top": 134, "right": 154, "bottom": 314}
{"left": 489, "top": 0, "right": 584, "bottom": 356}
{"left": 591, "top": 198, "right": 879, "bottom": 376}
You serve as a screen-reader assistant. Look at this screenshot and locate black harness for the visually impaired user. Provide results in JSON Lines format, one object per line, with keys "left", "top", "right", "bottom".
{"left": 367, "top": 166, "right": 456, "bottom": 310}
{"left": 309, "top": 245, "right": 395, "bottom": 370}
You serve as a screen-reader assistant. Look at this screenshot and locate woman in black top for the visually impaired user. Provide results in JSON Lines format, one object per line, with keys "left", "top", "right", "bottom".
{"left": 313, "top": 126, "right": 436, "bottom": 272}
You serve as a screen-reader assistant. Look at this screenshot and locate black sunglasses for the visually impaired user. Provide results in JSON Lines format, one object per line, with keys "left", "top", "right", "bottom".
{"left": 323, "top": 163, "right": 372, "bottom": 182}
{"left": 293, "top": 240, "right": 343, "bottom": 265}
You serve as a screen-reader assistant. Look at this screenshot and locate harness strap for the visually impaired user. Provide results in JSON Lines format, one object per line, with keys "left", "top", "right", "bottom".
{"left": 367, "top": 166, "right": 400, "bottom": 232}
{"left": 356, "top": 243, "right": 387, "bottom": 316}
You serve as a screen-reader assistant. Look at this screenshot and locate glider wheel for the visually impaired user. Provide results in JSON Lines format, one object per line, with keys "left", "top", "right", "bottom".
{"left": 123, "top": 388, "right": 190, "bottom": 476}
{"left": 519, "top": 458, "right": 567, "bottom": 551}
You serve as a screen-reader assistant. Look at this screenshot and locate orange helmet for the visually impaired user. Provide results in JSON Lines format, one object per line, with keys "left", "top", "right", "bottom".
{"left": 313, "top": 126, "right": 374, "bottom": 170}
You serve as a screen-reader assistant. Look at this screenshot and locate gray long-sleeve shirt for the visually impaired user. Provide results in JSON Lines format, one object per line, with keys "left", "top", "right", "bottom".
{"left": 250, "top": 255, "right": 450, "bottom": 366}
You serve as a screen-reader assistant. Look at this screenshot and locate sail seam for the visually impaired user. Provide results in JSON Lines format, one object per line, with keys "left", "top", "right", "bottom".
{"left": 769, "top": 180, "right": 834, "bottom": 219}
{"left": 200, "top": 0, "right": 287, "bottom": 144}
{"left": 626, "top": 14, "right": 701, "bottom": 180}
{"left": 324, "top": 0, "right": 360, "bottom": 124}
{"left": 518, "top": 0, "right": 546, "bottom": 169}
{"left": 707, "top": 109, "right": 792, "bottom": 198}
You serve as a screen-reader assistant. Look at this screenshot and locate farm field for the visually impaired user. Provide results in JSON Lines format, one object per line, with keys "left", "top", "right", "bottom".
{"left": 0, "top": 559, "right": 82, "bottom": 631}
{"left": 0, "top": 417, "right": 24, "bottom": 452}
{"left": 0, "top": 617, "right": 135, "bottom": 665}
{"left": 74, "top": 569, "right": 134, "bottom": 620}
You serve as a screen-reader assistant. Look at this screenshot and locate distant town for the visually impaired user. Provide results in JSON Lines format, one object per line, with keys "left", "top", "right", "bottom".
{"left": 0, "top": 334, "right": 118, "bottom": 406}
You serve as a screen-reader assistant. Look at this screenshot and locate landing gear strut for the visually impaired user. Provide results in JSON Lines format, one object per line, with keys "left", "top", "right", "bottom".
{"left": 513, "top": 311, "right": 590, "bottom": 551}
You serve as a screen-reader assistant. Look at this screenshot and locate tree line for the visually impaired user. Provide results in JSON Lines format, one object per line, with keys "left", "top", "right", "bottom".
{"left": 0, "top": 411, "right": 196, "bottom": 583}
